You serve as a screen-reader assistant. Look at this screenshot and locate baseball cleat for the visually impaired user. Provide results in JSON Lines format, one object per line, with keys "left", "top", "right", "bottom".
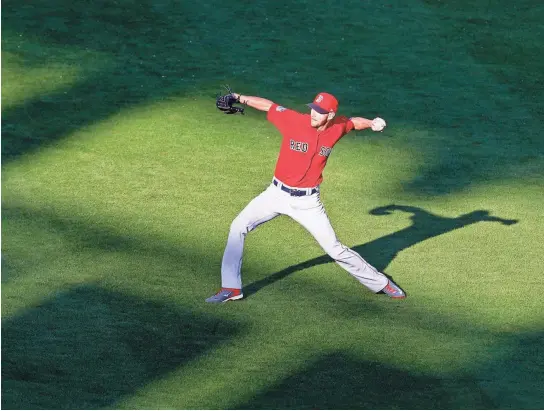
{"left": 382, "top": 280, "right": 406, "bottom": 299}
{"left": 205, "top": 288, "right": 243, "bottom": 303}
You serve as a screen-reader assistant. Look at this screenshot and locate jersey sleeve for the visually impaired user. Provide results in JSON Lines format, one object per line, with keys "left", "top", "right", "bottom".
{"left": 267, "top": 103, "right": 295, "bottom": 128}
{"left": 345, "top": 118, "right": 355, "bottom": 134}
{"left": 335, "top": 116, "right": 354, "bottom": 136}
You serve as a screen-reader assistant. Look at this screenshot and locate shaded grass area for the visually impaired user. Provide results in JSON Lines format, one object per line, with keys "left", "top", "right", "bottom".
{"left": 237, "top": 352, "right": 496, "bottom": 409}
{"left": 237, "top": 330, "right": 544, "bottom": 410}
{"left": 1, "top": 285, "right": 243, "bottom": 409}
{"left": 0, "top": 203, "right": 215, "bottom": 298}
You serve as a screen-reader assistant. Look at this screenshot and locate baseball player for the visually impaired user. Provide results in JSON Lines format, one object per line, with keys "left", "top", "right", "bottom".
{"left": 207, "top": 91, "right": 406, "bottom": 303}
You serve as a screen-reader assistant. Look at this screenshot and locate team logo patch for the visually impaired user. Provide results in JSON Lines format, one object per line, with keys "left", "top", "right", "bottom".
{"left": 316, "top": 95, "right": 323, "bottom": 103}
{"left": 276, "top": 106, "right": 287, "bottom": 112}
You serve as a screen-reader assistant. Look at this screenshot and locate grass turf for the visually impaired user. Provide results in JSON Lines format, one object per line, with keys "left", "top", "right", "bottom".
{"left": 2, "top": 0, "right": 543, "bottom": 409}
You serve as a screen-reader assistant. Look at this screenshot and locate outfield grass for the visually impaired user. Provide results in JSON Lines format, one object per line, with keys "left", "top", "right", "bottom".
{"left": 2, "top": 0, "right": 543, "bottom": 409}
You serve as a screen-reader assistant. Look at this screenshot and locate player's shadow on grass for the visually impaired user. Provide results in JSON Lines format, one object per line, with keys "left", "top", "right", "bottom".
{"left": 1, "top": 285, "right": 243, "bottom": 410}
{"left": 244, "top": 205, "right": 518, "bottom": 297}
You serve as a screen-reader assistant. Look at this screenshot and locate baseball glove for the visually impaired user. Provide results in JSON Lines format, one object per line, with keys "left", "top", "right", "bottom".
{"left": 216, "top": 86, "right": 244, "bottom": 115}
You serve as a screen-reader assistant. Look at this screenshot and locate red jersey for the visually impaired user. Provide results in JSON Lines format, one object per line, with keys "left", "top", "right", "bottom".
{"left": 267, "top": 103, "right": 354, "bottom": 188}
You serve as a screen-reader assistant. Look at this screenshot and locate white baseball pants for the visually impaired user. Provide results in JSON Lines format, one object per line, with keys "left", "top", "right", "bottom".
{"left": 221, "top": 179, "right": 389, "bottom": 293}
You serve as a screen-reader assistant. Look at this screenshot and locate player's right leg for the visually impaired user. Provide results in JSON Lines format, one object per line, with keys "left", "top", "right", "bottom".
{"left": 206, "top": 185, "right": 281, "bottom": 303}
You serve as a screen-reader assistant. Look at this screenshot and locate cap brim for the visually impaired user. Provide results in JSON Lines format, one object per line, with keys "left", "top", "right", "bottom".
{"left": 307, "top": 103, "right": 330, "bottom": 114}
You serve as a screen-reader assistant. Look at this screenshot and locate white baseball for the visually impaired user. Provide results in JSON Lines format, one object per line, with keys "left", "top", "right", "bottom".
{"left": 371, "top": 117, "right": 386, "bottom": 132}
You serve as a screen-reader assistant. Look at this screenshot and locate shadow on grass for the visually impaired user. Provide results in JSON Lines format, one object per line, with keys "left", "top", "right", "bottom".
{"left": 1, "top": 0, "right": 219, "bottom": 162}
{"left": 2, "top": 0, "right": 542, "bottom": 195}
{"left": 1, "top": 284, "right": 243, "bottom": 410}
{"left": 0, "top": 205, "right": 216, "bottom": 285}
{"left": 236, "top": 330, "right": 544, "bottom": 410}
{"left": 244, "top": 205, "right": 518, "bottom": 297}
{"left": 236, "top": 352, "right": 496, "bottom": 409}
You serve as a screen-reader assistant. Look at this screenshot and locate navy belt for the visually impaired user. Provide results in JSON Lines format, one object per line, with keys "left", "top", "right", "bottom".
{"left": 273, "top": 179, "right": 318, "bottom": 197}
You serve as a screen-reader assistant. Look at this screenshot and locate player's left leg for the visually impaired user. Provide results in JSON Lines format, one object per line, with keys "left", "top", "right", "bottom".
{"left": 288, "top": 193, "right": 399, "bottom": 295}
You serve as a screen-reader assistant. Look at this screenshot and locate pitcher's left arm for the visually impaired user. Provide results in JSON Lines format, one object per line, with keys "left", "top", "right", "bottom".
{"left": 350, "top": 116, "right": 387, "bottom": 131}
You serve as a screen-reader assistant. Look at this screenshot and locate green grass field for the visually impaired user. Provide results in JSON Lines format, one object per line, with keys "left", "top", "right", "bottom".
{"left": 2, "top": 0, "right": 543, "bottom": 409}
